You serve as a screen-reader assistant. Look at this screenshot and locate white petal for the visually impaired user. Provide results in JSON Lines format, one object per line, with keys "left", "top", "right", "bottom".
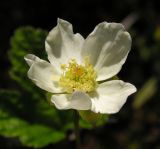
{"left": 26, "top": 57, "right": 61, "bottom": 93}
{"left": 82, "top": 22, "right": 131, "bottom": 81}
{"left": 45, "top": 18, "right": 84, "bottom": 73}
{"left": 51, "top": 91, "right": 92, "bottom": 110}
{"left": 24, "top": 54, "right": 42, "bottom": 66}
{"left": 91, "top": 80, "right": 136, "bottom": 114}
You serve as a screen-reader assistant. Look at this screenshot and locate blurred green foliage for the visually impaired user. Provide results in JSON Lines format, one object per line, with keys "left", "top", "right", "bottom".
{"left": 133, "top": 77, "right": 157, "bottom": 109}
{"left": 9, "top": 26, "right": 47, "bottom": 92}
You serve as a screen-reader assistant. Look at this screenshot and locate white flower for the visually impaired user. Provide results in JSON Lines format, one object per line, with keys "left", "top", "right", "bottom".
{"left": 24, "top": 18, "right": 137, "bottom": 114}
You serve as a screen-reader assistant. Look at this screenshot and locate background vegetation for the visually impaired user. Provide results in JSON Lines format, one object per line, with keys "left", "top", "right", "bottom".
{"left": 0, "top": 0, "right": 160, "bottom": 148}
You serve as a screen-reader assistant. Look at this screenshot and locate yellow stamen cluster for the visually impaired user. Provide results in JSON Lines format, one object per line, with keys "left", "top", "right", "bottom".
{"left": 59, "top": 58, "right": 97, "bottom": 93}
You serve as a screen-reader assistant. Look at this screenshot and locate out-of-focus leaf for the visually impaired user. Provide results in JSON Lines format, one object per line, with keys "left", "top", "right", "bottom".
{"left": 0, "top": 112, "right": 65, "bottom": 148}
{"left": 154, "top": 26, "right": 160, "bottom": 42}
{"left": 8, "top": 26, "right": 47, "bottom": 93}
{"left": 79, "top": 119, "right": 93, "bottom": 129}
{"left": 128, "top": 142, "right": 140, "bottom": 149}
{"left": 0, "top": 89, "right": 65, "bottom": 148}
{"left": 136, "top": 37, "right": 151, "bottom": 61}
{"left": 133, "top": 77, "right": 157, "bottom": 109}
{"left": 0, "top": 88, "right": 73, "bottom": 132}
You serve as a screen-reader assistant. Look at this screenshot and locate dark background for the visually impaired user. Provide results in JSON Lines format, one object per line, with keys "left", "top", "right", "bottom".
{"left": 0, "top": 0, "right": 160, "bottom": 149}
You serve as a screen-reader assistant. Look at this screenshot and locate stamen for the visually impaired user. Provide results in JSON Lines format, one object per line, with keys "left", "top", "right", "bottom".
{"left": 59, "top": 58, "right": 97, "bottom": 93}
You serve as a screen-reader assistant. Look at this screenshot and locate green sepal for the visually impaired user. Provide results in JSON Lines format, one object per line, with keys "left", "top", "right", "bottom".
{"left": 111, "top": 75, "right": 119, "bottom": 80}
{"left": 46, "top": 92, "right": 53, "bottom": 104}
{"left": 78, "top": 110, "right": 108, "bottom": 127}
{"left": 98, "top": 75, "right": 119, "bottom": 84}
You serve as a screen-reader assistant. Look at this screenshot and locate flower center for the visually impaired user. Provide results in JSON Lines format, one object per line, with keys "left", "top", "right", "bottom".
{"left": 59, "top": 58, "right": 97, "bottom": 93}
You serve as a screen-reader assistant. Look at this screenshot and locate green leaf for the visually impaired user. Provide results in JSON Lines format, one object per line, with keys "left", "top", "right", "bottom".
{"left": 19, "top": 125, "right": 65, "bottom": 148}
{"left": 0, "top": 117, "right": 65, "bottom": 148}
{"left": 8, "top": 26, "right": 48, "bottom": 93}
{"left": 79, "top": 119, "right": 93, "bottom": 129}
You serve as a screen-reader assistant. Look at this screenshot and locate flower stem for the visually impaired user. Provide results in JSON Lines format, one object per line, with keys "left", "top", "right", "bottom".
{"left": 74, "top": 110, "right": 80, "bottom": 149}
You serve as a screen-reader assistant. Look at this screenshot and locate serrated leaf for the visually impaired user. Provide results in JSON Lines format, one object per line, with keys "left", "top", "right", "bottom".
{"left": 8, "top": 26, "right": 47, "bottom": 93}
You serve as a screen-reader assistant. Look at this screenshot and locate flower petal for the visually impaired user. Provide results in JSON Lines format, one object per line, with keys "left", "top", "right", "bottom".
{"left": 24, "top": 54, "right": 42, "bottom": 66}
{"left": 91, "top": 80, "right": 136, "bottom": 114}
{"left": 25, "top": 56, "right": 61, "bottom": 93}
{"left": 45, "top": 18, "right": 84, "bottom": 72}
{"left": 51, "top": 91, "right": 92, "bottom": 110}
{"left": 82, "top": 22, "right": 131, "bottom": 81}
